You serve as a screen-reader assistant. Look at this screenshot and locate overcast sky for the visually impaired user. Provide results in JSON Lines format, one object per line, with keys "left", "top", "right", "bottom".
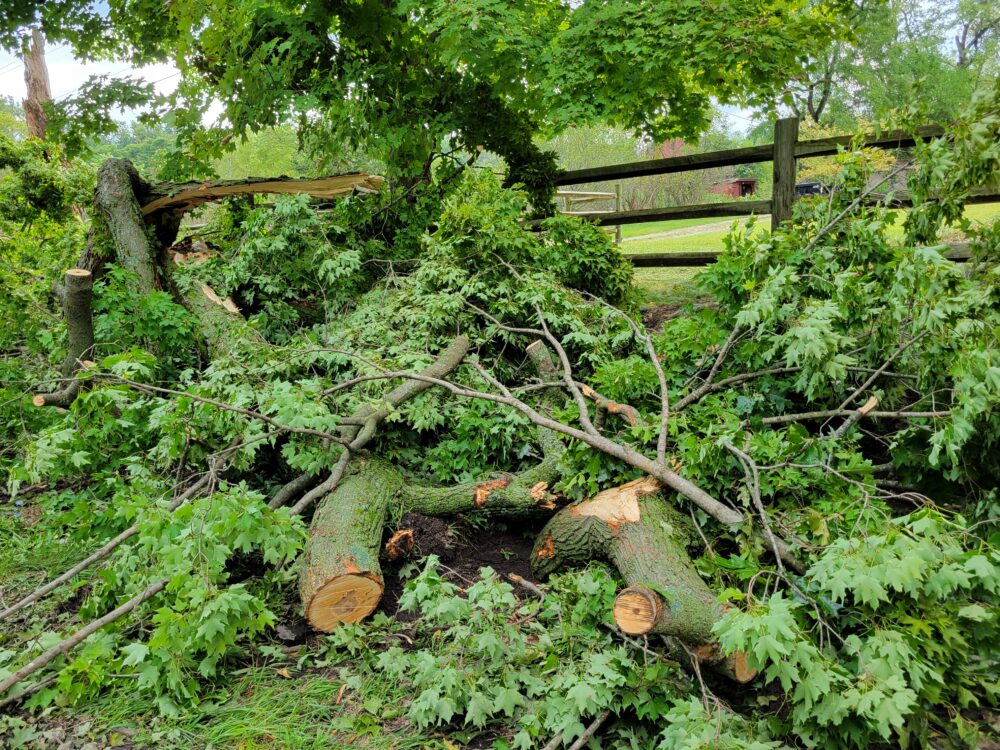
{"left": 0, "top": 45, "right": 178, "bottom": 104}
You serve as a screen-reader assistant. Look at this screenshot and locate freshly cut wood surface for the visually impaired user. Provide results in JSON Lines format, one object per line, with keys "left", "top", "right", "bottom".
{"left": 141, "top": 174, "right": 385, "bottom": 215}
{"left": 613, "top": 586, "right": 662, "bottom": 635}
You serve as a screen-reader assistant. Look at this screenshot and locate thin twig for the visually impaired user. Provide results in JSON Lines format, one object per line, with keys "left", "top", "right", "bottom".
{"left": 566, "top": 710, "right": 612, "bottom": 750}
{"left": 722, "top": 440, "right": 785, "bottom": 574}
{"left": 0, "top": 579, "right": 169, "bottom": 697}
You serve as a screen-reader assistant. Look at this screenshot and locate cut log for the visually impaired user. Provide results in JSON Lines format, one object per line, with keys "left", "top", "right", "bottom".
{"left": 33, "top": 268, "right": 95, "bottom": 408}
{"left": 530, "top": 477, "right": 754, "bottom": 681}
{"left": 300, "top": 468, "right": 393, "bottom": 631}
{"left": 398, "top": 426, "right": 564, "bottom": 517}
{"left": 141, "top": 174, "right": 385, "bottom": 217}
{"left": 301, "top": 340, "right": 567, "bottom": 630}
{"left": 301, "top": 443, "right": 566, "bottom": 633}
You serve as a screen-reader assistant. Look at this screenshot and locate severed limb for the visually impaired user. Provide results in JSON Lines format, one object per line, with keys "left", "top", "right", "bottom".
{"left": 531, "top": 478, "right": 755, "bottom": 683}
{"left": 300, "top": 337, "right": 562, "bottom": 631}
{"left": 0, "top": 578, "right": 169, "bottom": 699}
{"left": 0, "top": 445, "right": 236, "bottom": 624}
{"left": 33, "top": 268, "right": 94, "bottom": 408}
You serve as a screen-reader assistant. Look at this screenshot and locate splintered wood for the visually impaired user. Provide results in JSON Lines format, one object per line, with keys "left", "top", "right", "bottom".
{"left": 141, "top": 174, "right": 385, "bottom": 216}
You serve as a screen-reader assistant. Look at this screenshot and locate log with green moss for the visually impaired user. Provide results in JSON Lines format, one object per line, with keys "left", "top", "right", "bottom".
{"left": 530, "top": 477, "right": 755, "bottom": 682}
{"left": 299, "top": 447, "right": 568, "bottom": 632}
{"left": 300, "top": 467, "right": 395, "bottom": 631}
{"left": 300, "top": 340, "right": 567, "bottom": 631}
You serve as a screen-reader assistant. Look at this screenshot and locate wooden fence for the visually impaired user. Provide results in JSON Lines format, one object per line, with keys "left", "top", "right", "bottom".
{"left": 556, "top": 118, "right": 998, "bottom": 267}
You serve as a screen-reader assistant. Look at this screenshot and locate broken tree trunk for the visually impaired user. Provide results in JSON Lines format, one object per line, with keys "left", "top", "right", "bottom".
{"left": 33, "top": 269, "right": 94, "bottom": 408}
{"left": 399, "top": 427, "right": 564, "bottom": 517}
{"left": 78, "top": 159, "right": 165, "bottom": 295}
{"left": 530, "top": 477, "right": 754, "bottom": 682}
{"left": 299, "top": 445, "right": 567, "bottom": 633}
{"left": 300, "top": 336, "right": 474, "bottom": 630}
{"left": 163, "top": 243, "right": 264, "bottom": 357}
{"left": 140, "top": 174, "right": 385, "bottom": 217}
{"left": 21, "top": 28, "right": 51, "bottom": 142}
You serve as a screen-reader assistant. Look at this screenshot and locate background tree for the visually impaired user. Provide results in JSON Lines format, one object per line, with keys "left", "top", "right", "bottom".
{"left": 787, "top": 0, "right": 998, "bottom": 127}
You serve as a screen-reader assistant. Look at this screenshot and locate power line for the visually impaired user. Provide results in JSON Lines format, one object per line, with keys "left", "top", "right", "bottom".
{"left": 53, "top": 65, "right": 132, "bottom": 101}
{"left": 51, "top": 66, "right": 181, "bottom": 102}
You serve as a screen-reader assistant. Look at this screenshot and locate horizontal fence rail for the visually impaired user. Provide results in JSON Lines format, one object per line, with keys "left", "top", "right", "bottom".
{"left": 549, "top": 117, "right": 997, "bottom": 268}
{"left": 625, "top": 244, "right": 973, "bottom": 268}
{"left": 557, "top": 125, "right": 946, "bottom": 186}
{"left": 577, "top": 200, "right": 770, "bottom": 227}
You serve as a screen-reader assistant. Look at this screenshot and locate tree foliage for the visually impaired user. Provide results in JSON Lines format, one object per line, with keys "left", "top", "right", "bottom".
{"left": 5, "top": 0, "right": 851, "bottom": 205}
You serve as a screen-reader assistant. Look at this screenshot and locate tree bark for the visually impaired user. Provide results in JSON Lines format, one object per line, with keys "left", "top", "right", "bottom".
{"left": 78, "top": 159, "right": 162, "bottom": 296}
{"left": 300, "top": 467, "right": 391, "bottom": 632}
{"left": 530, "top": 477, "right": 754, "bottom": 681}
{"left": 33, "top": 269, "right": 94, "bottom": 408}
{"left": 21, "top": 28, "right": 51, "bottom": 142}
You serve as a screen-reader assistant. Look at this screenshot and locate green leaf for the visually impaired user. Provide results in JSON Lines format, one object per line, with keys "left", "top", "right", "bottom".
{"left": 120, "top": 642, "right": 150, "bottom": 667}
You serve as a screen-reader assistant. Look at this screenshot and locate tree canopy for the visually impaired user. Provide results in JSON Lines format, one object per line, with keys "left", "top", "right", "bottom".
{"left": 4, "top": 0, "right": 851, "bottom": 197}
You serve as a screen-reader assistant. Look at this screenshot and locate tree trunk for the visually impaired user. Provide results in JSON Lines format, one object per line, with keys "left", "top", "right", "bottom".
{"left": 162, "top": 244, "right": 264, "bottom": 358}
{"left": 301, "top": 340, "right": 567, "bottom": 631}
{"left": 140, "top": 174, "right": 384, "bottom": 217}
{"left": 21, "top": 28, "right": 51, "bottom": 142}
{"left": 33, "top": 269, "right": 94, "bottom": 408}
{"left": 300, "top": 436, "right": 564, "bottom": 633}
{"left": 399, "top": 427, "right": 563, "bottom": 517}
{"left": 300, "top": 464, "right": 395, "bottom": 631}
{"left": 530, "top": 477, "right": 754, "bottom": 681}
{"left": 78, "top": 159, "right": 162, "bottom": 296}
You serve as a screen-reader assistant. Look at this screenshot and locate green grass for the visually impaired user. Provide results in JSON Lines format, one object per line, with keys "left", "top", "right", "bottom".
{"left": 633, "top": 268, "right": 705, "bottom": 306}
{"left": 624, "top": 202, "right": 1000, "bottom": 256}
{"left": 627, "top": 202, "right": 1000, "bottom": 305}
{"left": 619, "top": 215, "right": 742, "bottom": 239}
{"left": 15, "top": 664, "right": 444, "bottom": 750}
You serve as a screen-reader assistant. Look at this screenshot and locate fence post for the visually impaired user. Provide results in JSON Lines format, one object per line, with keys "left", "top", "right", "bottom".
{"left": 614, "top": 183, "right": 622, "bottom": 245}
{"left": 771, "top": 117, "right": 799, "bottom": 231}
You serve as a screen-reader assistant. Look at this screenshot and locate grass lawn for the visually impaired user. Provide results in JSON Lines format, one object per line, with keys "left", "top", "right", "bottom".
{"left": 627, "top": 201, "right": 1000, "bottom": 303}
{"left": 624, "top": 202, "right": 1000, "bottom": 256}
{"left": 619, "top": 214, "right": 743, "bottom": 239}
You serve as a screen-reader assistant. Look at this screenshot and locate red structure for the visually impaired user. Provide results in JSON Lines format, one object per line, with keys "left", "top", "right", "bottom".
{"left": 709, "top": 178, "right": 758, "bottom": 198}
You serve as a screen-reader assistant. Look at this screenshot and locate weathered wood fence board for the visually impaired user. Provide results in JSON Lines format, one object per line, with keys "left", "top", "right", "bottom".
{"left": 555, "top": 118, "right": 996, "bottom": 267}
{"left": 557, "top": 124, "right": 946, "bottom": 186}
{"left": 626, "top": 244, "right": 973, "bottom": 268}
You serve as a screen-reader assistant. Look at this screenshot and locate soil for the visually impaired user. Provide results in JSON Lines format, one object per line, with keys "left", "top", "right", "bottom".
{"left": 641, "top": 300, "right": 716, "bottom": 332}
{"left": 378, "top": 512, "right": 543, "bottom": 619}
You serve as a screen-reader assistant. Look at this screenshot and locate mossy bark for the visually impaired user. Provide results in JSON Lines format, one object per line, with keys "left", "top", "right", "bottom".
{"left": 300, "top": 465, "right": 398, "bottom": 632}
{"left": 81, "top": 159, "right": 161, "bottom": 295}
{"left": 530, "top": 478, "right": 720, "bottom": 645}
{"left": 397, "top": 428, "right": 564, "bottom": 517}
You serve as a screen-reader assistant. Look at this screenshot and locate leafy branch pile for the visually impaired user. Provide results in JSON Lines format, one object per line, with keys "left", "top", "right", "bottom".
{"left": 1, "top": 86, "right": 999, "bottom": 748}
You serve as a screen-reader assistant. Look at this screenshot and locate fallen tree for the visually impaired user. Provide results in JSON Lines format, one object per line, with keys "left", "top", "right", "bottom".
{"left": 5, "top": 97, "right": 1000, "bottom": 748}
